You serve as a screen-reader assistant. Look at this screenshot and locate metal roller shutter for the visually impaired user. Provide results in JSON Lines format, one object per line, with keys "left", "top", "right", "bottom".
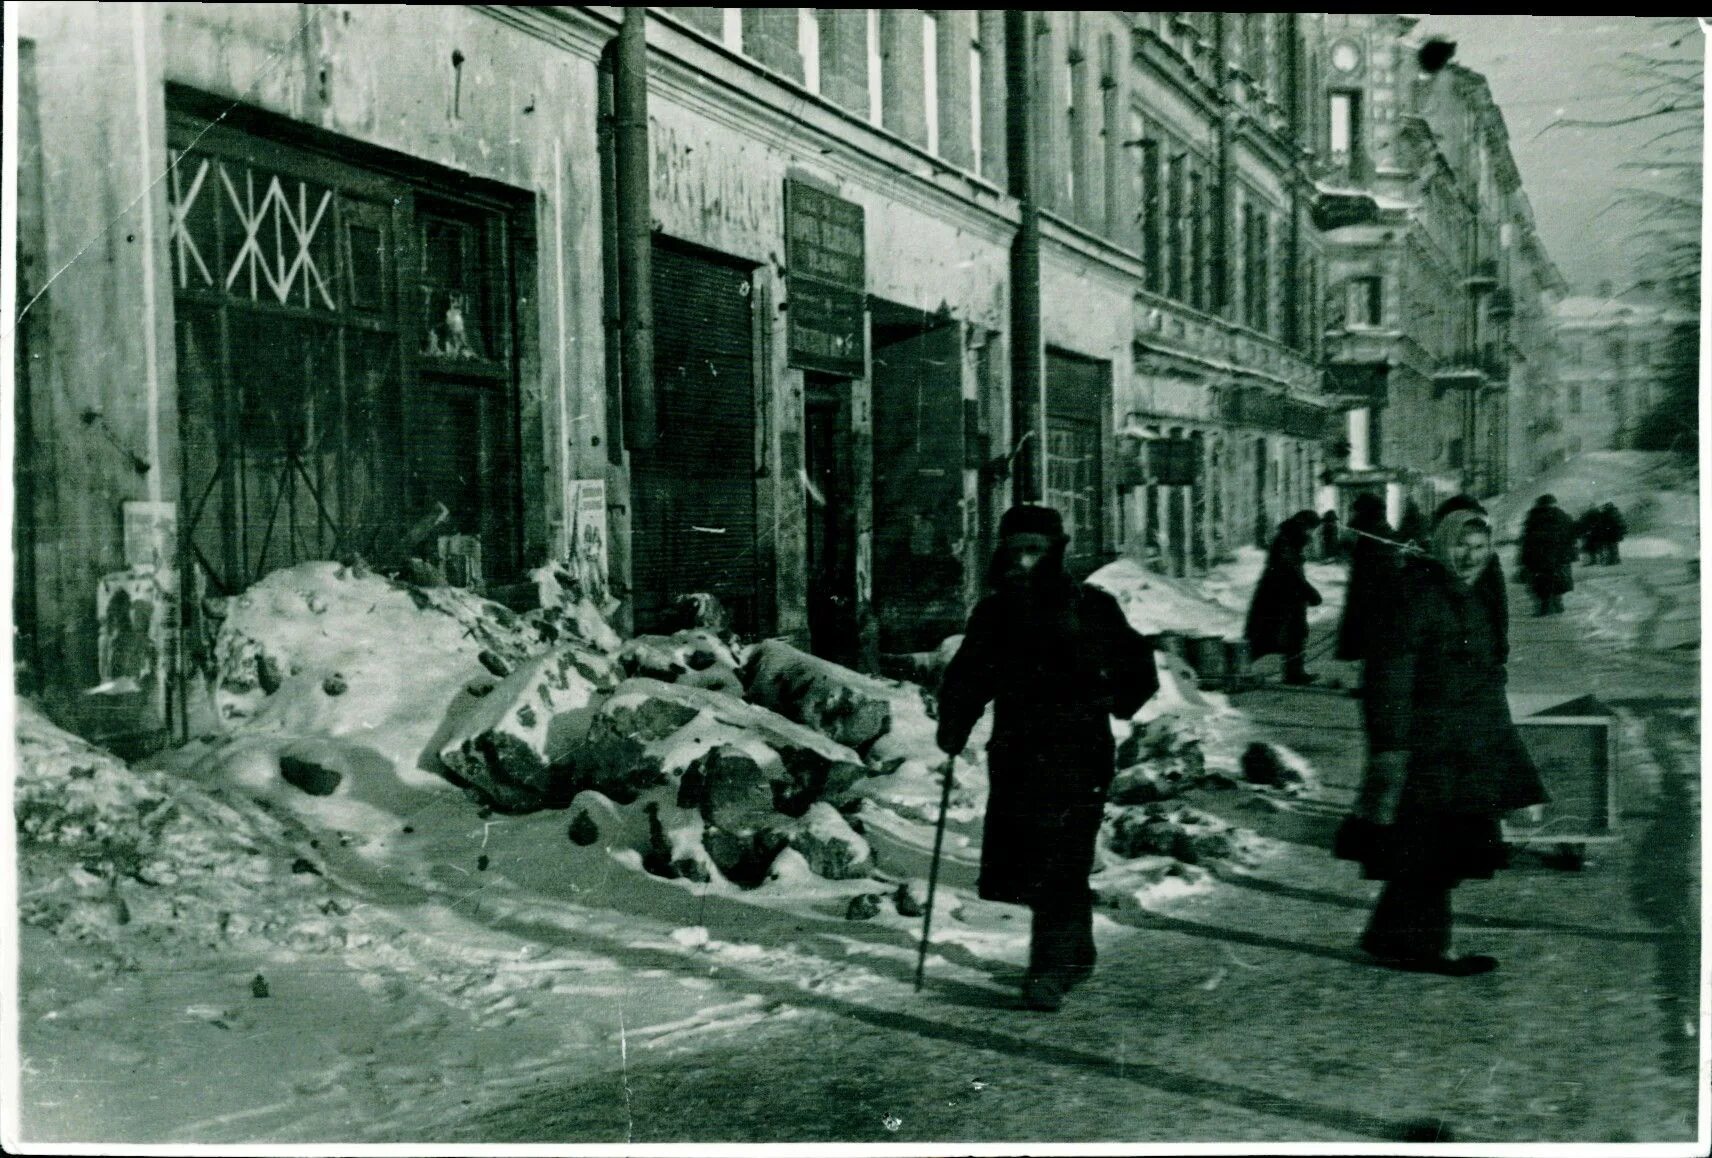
{"left": 631, "top": 243, "right": 760, "bottom": 634}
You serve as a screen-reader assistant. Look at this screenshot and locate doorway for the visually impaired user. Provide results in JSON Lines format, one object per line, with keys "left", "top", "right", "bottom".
{"left": 804, "top": 376, "right": 858, "bottom": 665}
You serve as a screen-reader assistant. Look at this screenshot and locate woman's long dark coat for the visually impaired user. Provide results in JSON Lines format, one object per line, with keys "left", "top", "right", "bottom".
{"left": 1348, "top": 558, "right": 1547, "bottom": 882}
{"left": 1245, "top": 522, "right": 1320, "bottom": 660}
{"left": 1335, "top": 513, "right": 1398, "bottom": 662}
{"left": 936, "top": 583, "right": 1158, "bottom": 906}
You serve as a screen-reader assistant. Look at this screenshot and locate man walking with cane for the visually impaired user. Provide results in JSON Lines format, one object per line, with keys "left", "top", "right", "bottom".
{"left": 932, "top": 505, "right": 1158, "bottom": 1011}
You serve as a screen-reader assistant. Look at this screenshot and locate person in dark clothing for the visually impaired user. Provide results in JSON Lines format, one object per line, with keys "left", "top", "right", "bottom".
{"left": 1319, "top": 510, "right": 1343, "bottom": 561}
{"left": 1336, "top": 495, "right": 1399, "bottom": 694}
{"left": 1245, "top": 510, "right": 1323, "bottom": 686}
{"left": 1575, "top": 506, "right": 1603, "bottom": 566}
{"left": 1432, "top": 494, "right": 1510, "bottom": 664}
{"left": 1598, "top": 502, "right": 1627, "bottom": 565}
{"left": 1396, "top": 499, "right": 1429, "bottom": 550}
{"left": 1520, "top": 494, "right": 1577, "bottom": 615}
{"left": 936, "top": 504, "right": 1159, "bottom": 1012}
{"left": 1336, "top": 510, "right": 1547, "bottom": 975}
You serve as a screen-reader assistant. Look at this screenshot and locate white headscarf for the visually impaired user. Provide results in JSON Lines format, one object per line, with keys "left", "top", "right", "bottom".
{"left": 1430, "top": 509, "right": 1490, "bottom": 578}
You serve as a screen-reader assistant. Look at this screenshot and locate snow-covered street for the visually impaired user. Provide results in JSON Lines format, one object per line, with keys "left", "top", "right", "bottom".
{"left": 11, "top": 455, "right": 1701, "bottom": 1145}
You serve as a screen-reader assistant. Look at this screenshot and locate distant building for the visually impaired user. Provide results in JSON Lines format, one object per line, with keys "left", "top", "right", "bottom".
{"left": 1308, "top": 15, "right": 1564, "bottom": 525}
{"left": 1552, "top": 288, "right": 1698, "bottom": 460}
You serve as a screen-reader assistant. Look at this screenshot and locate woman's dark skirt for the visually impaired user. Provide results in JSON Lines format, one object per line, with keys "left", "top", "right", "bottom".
{"left": 1334, "top": 812, "right": 1510, "bottom": 885}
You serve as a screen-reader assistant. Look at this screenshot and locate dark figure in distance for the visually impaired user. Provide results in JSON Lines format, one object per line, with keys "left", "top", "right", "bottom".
{"left": 1597, "top": 502, "right": 1627, "bottom": 565}
{"left": 1336, "top": 494, "right": 1400, "bottom": 695}
{"left": 1396, "top": 498, "right": 1429, "bottom": 551}
{"left": 936, "top": 505, "right": 1159, "bottom": 1012}
{"left": 1319, "top": 509, "right": 1343, "bottom": 561}
{"left": 1520, "top": 494, "right": 1577, "bottom": 616}
{"left": 1575, "top": 505, "right": 1603, "bottom": 566}
{"left": 1245, "top": 510, "right": 1323, "bottom": 686}
{"left": 1336, "top": 510, "right": 1547, "bottom": 975}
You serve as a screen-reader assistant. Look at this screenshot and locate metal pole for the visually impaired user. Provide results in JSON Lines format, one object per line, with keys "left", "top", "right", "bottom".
{"left": 1005, "top": 10, "right": 1043, "bottom": 503}
{"left": 914, "top": 755, "right": 959, "bottom": 992}
{"left": 616, "top": 7, "right": 657, "bottom": 450}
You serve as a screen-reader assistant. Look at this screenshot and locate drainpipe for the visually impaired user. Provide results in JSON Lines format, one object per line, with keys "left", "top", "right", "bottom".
{"left": 1212, "top": 13, "right": 1233, "bottom": 319}
{"left": 615, "top": 7, "right": 657, "bottom": 450}
{"left": 1006, "top": 10, "right": 1044, "bottom": 502}
{"left": 1284, "top": 15, "right": 1303, "bottom": 352}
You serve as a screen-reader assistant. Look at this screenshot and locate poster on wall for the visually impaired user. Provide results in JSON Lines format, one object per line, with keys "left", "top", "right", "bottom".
{"left": 568, "top": 479, "right": 611, "bottom": 608}
{"left": 94, "top": 570, "right": 172, "bottom": 717}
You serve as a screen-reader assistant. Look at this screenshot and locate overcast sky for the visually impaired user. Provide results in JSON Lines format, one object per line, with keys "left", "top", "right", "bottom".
{"left": 1411, "top": 15, "right": 1704, "bottom": 297}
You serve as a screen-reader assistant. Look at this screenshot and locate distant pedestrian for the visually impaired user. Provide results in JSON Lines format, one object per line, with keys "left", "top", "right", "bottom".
{"left": 1396, "top": 499, "right": 1428, "bottom": 551}
{"left": 1432, "top": 494, "right": 1509, "bottom": 664}
{"left": 935, "top": 504, "right": 1158, "bottom": 1012}
{"left": 1520, "top": 494, "right": 1577, "bottom": 616}
{"left": 1336, "top": 509, "right": 1547, "bottom": 975}
{"left": 1319, "top": 509, "right": 1343, "bottom": 561}
{"left": 1335, "top": 494, "right": 1398, "bottom": 693}
{"left": 1245, "top": 510, "right": 1323, "bottom": 686}
{"left": 1598, "top": 502, "right": 1627, "bottom": 565}
{"left": 1575, "top": 506, "right": 1602, "bottom": 566}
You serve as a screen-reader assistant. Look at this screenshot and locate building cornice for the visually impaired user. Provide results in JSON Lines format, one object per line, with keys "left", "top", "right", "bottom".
{"left": 1131, "top": 27, "right": 1222, "bottom": 121}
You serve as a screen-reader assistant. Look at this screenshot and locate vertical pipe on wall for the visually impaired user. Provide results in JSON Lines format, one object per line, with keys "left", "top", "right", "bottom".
{"left": 1005, "top": 9, "right": 1044, "bottom": 502}
{"left": 615, "top": 7, "right": 657, "bottom": 450}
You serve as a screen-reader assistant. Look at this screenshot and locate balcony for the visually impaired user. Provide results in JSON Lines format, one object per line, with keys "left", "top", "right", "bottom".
{"left": 1432, "top": 363, "right": 1486, "bottom": 395}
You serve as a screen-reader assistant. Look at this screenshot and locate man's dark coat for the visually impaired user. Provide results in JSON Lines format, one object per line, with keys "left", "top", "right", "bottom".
{"left": 1521, "top": 503, "right": 1578, "bottom": 597}
{"left": 936, "top": 582, "right": 1158, "bottom": 906}
{"left": 1245, "top": 519, "right": 1321, "bottom": 660}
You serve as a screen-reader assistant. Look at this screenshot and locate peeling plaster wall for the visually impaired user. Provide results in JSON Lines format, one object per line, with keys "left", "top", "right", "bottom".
{"left": 16, "top": 2, "right": 611, "bottom": 723}
{"left": 158, "top": 3, "right": 611, "bottom": 555}
{"left": 16, "top": 5, "right": 179, "bottom": 710}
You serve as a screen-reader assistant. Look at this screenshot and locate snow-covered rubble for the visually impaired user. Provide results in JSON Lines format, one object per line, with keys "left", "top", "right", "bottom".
{"left": 16, "top": 701, "right": 342, "bottom": 959}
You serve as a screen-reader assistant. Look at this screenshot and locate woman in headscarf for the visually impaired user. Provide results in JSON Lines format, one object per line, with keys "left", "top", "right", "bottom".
{"left": 1245, "top": 510, "right": 1323, "bottom": 686}
{"left": 936, "top": 505, "right": 1158, "bottom": 1011}
{"left": 1336, "top": 509, "right": 1547, "bottom": 975}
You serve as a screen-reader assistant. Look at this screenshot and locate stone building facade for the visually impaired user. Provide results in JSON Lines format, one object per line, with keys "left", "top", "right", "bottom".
{"left": 15, "top": 7, "right": 1418, "bottom": 744}
{"left": 1309, "top": 15, "right": 1563, "bottom": 525}
{"left": 1552, "top": 290, "right": 1698, "bottom": 460}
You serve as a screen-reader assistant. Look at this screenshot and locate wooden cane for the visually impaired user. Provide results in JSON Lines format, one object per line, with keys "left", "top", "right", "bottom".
{"left": 914, "top": 755, "right": 958, "bottom": 993}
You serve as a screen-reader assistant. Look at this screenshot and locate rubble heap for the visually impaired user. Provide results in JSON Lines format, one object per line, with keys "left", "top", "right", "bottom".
{"left": 15, "top": 702, "right": 341, "bottom": 959}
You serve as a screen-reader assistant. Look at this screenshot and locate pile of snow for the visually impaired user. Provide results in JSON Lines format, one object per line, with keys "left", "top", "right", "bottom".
{"left": 210, "top": 561, "right": 553, "bottom": 754}
{"left": 1089, "top": 558, "right": 1244, "bottom": 638}
{"left": 1189, "top": 546, "right": 1348, "bottom": 628}
{"left": 15, "top": 702, "right": 343, "bottom": 960}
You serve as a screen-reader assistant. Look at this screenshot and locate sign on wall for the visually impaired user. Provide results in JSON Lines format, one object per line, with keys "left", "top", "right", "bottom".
{"left": 784, "top": 179, "right": 866, "bottom": 376}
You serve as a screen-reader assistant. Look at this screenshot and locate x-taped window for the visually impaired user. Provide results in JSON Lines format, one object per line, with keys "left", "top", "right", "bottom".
{"left": 168, "top": 112, "right": 522, "bottom": 616}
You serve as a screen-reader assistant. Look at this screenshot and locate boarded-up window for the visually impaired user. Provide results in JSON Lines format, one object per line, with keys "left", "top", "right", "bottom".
{"left": 168, "top": 110, "right": 525, "bottom": 607}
